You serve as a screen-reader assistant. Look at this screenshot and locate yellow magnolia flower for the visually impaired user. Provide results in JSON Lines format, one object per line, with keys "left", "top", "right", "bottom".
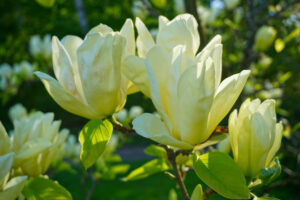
{"left": 135, "top": 14, "right": 200, "bottom": 58}
{"left": 2, "top": 111, "right": 69, "bottom": 177}
{"left": 229, "top": 99, "right": 283, "bottom": 177}
{"left": 0, "top": 153, "right": 27, "bottom": 200}
{"left": 125, "top": 34, "right": 250, "bottom": 149}
{"left": 35, "top": 19, "right": 137, "bottom": 119}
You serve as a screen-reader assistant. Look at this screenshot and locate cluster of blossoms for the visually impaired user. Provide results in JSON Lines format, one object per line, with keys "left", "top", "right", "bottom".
{"left": 0, "top": 104, "right": 68, "bottom": 199}
{"left": 0, "top": 62, "right": 35, "bottom": 93}
{"left": 29, "top": 34, "right": 52, "bottom": 61}
{"left": 36, "top": 13, "right": 282, "bottom": 180}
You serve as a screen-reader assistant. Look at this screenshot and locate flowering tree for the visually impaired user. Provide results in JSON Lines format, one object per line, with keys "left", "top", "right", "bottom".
{"left": 0, "top": 0, "right": 299, "bottom": 199}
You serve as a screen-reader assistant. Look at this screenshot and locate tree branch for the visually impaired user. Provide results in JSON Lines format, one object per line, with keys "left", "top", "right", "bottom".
{"left": 163, "top": 145, "right": 190, "bottom": 200}
{"left": 74, "top": 0, "right": 89, "bottom": 35}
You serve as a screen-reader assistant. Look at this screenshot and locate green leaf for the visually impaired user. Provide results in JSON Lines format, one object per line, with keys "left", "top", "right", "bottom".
{"left": 191, "top": 184, "right": 203, "bottom": 200}
{"left": 193, "top": 152, "right": 249, "bottom": 199}
{"left": 36, "top": 0, "right": 55, "bottom": 7}
{"left": 194, "top": 133, "right": 227, "bottom": 151}
{"left": 22, "top": 177, "right": 72, "bottom": 200}
{"left": 123, "top": 159, "right": 169, "bottom": 181}
{"left": 260, "top": 158, "right": 281, "bottom": 185}
{"left": 274, "top": 38, "right": 285, "bottom": 53}
{"left": 285, "top": 27, "right": 300, "bottom": 42}
{"left": 79, "top": 119, "right": 113, "bottom": 169}
{"left": 144, "top": 144, "right": 167, "bottom": 158}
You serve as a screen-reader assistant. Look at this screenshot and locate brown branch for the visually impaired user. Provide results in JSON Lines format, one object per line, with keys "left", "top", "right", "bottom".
{"left": 111, "top": 116, "right": 135, "bottom": 134}
{"left": 184, "top": 0, "right": 205, "bottom": 51}
{"left": 163, "top": 145, "right": 190, "bottom": 200}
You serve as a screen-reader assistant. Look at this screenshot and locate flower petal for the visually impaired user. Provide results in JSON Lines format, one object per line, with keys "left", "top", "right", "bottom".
{"left": 0, "top": 153, "right": 14, "bottom": 182}
{"left": 86, "top": 23, "right": 113, "bottom": 36}
{"left": 77, "top": 33, "right": 126, "bottom": 116}
{"left": 0, "top": 122, "right": 10, "bottom": 155}
{"left": 136, "top": 17, "right": 155, "bottom": 57}
{"left": 34, "top": 72, "right": 98, "bottom": 119}
{"left": 177, "top": 58, "right": 215, "bottom": 144}
{"left": 52, "top": 36, "right": 77, "bottom": 96}
{"left": 157, "top": 14, "right": 199, "bottom": 57}
{"left": 265, "top": 122, "right": 283, "bottom": 167}
{"left": 133, "top": 113, "right": 193, "bottom": 149}
{"left": 206, "top": 70, "right": 250, "bottom": 135}
{"left": 120, "top": 18, "right": 135, "bottom": 57}
{"left": 123, "top": 55, "right": 151, "bottom": 97}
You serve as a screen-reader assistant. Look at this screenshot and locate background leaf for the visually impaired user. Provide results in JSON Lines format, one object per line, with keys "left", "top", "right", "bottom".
{"left": 79, "top": 119, "right": 113, "bottom": 169}
{"left": 22, "top": 177, "right": 72, "bottom": 200}
{"left": 193, "top": 152, "right": 249, "bottom": 199}
{"left": 123, "top": 159, "right": 169, "bottom": 181}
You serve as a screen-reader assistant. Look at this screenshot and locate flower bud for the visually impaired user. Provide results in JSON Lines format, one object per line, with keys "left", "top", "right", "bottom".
{"left": 129, "top": 106, "right": 143, "bottom": 119}
{"left": 254, "top": 26, "right": 277, "bottom": 51}
{"left": 229, "top": 99, "right": 282, "bottom": 177}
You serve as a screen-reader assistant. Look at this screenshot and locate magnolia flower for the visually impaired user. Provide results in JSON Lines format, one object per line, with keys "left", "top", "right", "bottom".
{"left": 254, "top": 26, "right": 277, "bottom": 51}
{"left": 125, "top": 20, "right": 250, "bottom": 149}
{"left": 0, "top": 153, "right": 27, "bottom": 200}
{"left": 129, "top": 106, "right": 144, "bottom": 119}
{"left": 6, "top": 111, "right": 69, "bottom": 177}
{"left": 35, "top": 19, "right": 137, "bottom": 119}
{"left": 135, "top": 14, "right": 200, "bottom": 58}
{"left": 229, "top": 99, "right": 283, "bottom": 177}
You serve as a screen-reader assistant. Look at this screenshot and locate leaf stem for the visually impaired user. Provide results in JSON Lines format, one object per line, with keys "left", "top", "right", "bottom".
{"left": 163, "top": 145, "right": 190, "bottom": 200}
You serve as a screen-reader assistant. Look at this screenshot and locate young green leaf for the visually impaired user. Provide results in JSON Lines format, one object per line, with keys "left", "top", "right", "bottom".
{"left": 79, "top": 119, "right": 113, "bottom": 169}
{"left": 22, "top": 177, "right": 72, "bottom": 200}
{"left": 144, "top": 144, "right": 167, "bottom": 158}
{"left": 193, "top": 152, "right": 249, "bottom": 199}
{"left": 190, "top": 184, "right": 203, "bottom": 200}
{"left": 123, "top": 159, "right": 169, "bottom": 181}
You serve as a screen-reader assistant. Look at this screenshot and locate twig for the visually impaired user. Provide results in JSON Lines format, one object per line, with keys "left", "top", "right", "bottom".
{"left": 163, "top": 145, "right": 190, "bottom": 200}
{"left": 85, "top": 168, "right": 99, "bottom": 200}
{"left": 74, "top": 0, "right": 89, "bottom": 34}
{"left": 183, "top": 0, "right": 205, "bottom": 51}
{"left": 111, "top": 116, "right": 135, "bottom": 134}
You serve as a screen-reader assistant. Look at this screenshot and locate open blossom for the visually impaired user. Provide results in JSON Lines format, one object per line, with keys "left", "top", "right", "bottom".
{"left": 0, "top": 153, "right": 27, "bottom": 200}
{"left": 124, "top": 14, "right": 250, "bottom": 149}
{"left": 0, "top": 109, "right": 69, "bottom": 177}
{"left": 35, "top": 19, "right": 137, "bottom": 119}
{"left": 229, "top": 99, "right": 283, "bottom": 177}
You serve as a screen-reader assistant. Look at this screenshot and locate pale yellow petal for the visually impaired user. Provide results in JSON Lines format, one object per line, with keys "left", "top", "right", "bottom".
{"left": 0, "top": 122, "right": 10, "bottom": 155}
{"left": 123, "top": 55, "right": 150, "bottom": 96}
{"left": 0, "top": 153, "right": 14, "bottom": 182}
{"left": 0, "top": 176, "right": 27, "bottom": 200}
{"left": 177, "top": 59, "right": 215, "bottom": 144}
{"left": 157, "top": 14, "right": 199, "bottom": 57}
{"left": 52, "top": 36, "right": 77, "bottom": 95}
{"left": 86, "top": 23, "right": 113, "bottom": 36}
{"left": 136, "top": 17, "right": 155, "bottom": 57}
{"left": 120, "top": 18, "right": 135, "bottom": 56}
{"left": 77, "top": 33, "right": 126, "bottom": 116}
{"left": 206, "top": 70, "right": 250, "bottom": 135}
{"left": 265, "top": 122, "right": 283, "bottom": 167}
{"left": 132, "top": 113, "right": 193, "bottom": 149}
{"left": 34, "top": 72, "right": 98, "bottom": 119}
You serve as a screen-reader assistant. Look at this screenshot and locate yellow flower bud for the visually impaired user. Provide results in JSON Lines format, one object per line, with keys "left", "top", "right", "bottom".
{"left": 254, "top": 26, "right": 277, "bottom": 51}
{"left": 35, "top": 19, "right": 137, "bottom": 119}
{"left": 229, "top": 99, "right": 283, "bottom": 177}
